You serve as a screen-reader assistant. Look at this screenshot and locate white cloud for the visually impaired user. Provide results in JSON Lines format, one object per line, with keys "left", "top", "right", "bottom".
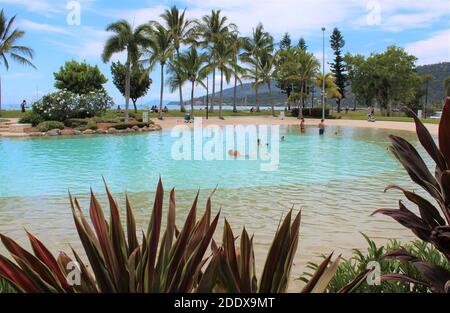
{"left": 405, "top": 29, "right": 450, "bottom": 65}
{"left": 18, "top": 19, "right": 70, "bottom": 35}
{"left": 2, "top": 0, "right": 96, "bottom": 16}
{"left": 351, "top": 0, "right": 449, "bottom": 32}
{"left": 1, "top": 0, "right": 62, "bottom": 16}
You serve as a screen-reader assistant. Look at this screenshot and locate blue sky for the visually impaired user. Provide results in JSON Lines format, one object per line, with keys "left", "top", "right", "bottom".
{"left": 1, "top": 0, "right": 449, "bottom": 107}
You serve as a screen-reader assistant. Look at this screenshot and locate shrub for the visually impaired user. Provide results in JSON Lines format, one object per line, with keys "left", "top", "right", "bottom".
{"left": 373, "top": 98, "right": 450, "bottom": 293}
{"left": 32, "top": 90, "right": 75, "bottom": 122}
{"left": 75, "top": 90, "right": 114, "bottom": 119}
{"left": 19, "top": 111, "right": 43, "bottom": 126}
{"left": 301, "top": 234, "right": 450, "bottom": 293}
{"left": 0, "top": 277, "right": 15, "bottom": 293}
{"left": 91, "top": 116, "right": 120, "bottom": 124}
{"left": 86, "top": 119, "right": 97, "bottom": 130}
{"left": 112, "top": 122, "right": 150, "bottom": 130}
{"left": 64, "top": 118, "right": 88, "bottom": 128}
{"left": 290, "top": 107, "right": 330, "bottom": 118}
{"left": 32, "top": 89, "right": 113, "bottom": 122}
{"left": 36, "top": 121, "right": 65, "bottom": 132}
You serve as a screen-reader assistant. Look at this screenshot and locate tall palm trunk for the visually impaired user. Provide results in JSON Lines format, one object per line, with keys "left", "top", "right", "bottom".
{"left": 298, "top": 80, "right": 304, "bottom": 119}
{"left": 132, "top": 99, "right": 138, "bottom": 113}
{"left": 233, "top": 75, "right": 238, "bottom": 113}
{"left": 124, "top": 56, "right": 131, "bottom": 123}
{"left": 0, "top": 74, "right": 2, "bottom": 112}
{"left": 210, "top": 68, "right": 215, "bottom": 111}
{"left": 219, "top": 68, "right": 224, "bottom": 119}
{"left": 190, "top": 80, "right": 195, "bottom": 117}
{"left": 159, "top": 63, "right": 165, "bottom": 120}
{"left": 176, "top": 48, "right": 185, "bottom": 112}
{"left": 255, "top": 67, "right": 259, "bottom": 112}
{"left": 269, "top": 82, "right": 274, "bottom": 117}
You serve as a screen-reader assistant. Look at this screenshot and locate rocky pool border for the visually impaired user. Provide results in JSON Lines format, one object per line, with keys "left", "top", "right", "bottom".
{"left": 2, "top": 124, "right": 162, "bottom": 137}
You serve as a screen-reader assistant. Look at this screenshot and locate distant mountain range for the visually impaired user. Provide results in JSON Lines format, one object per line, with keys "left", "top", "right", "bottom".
{"left": 168, "top": 62, "right": 450, "bottom": 107}
{"left": 416, "top": 62, "right": 450, "bottom": 103}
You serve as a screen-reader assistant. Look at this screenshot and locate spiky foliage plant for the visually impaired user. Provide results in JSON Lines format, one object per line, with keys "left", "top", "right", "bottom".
{"left": 373, "top": 97, "right": 450, "bottom": 293}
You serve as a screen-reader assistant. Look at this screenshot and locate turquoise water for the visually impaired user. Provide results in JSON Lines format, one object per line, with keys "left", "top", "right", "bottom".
{"left": 0, "top": 125, "right": 399, "bottom": 197}
{"left": 0, "top": 125, "right": 423, "bottom": 288}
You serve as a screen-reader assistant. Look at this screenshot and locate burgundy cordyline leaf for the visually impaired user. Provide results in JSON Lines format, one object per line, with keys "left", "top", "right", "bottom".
{"left": 222, "top": 219, "right": 240, "bottom": 282}
{"left": 0, "top": 254, "right": 40, "bottom": 293}
{"left": 413, "top": 261, "right": 450, "bottom": 293}
{"left": 260, "top": 210, "right": 293, "bottom": 292}
{"left": 385, "top": 185, "right": 445, "bottom": 227}
{"left": 301, "top": 253, "right": 333, "bottom": 293}
{"left": 25, "top": 231, "right": 73, "bottom": 292}
{"left": 125, "top": 195, "right": 138, "bottom": 255}
{"left": 441, "top": 171, "right": 450, "bottom": 222}
{"left": 146, "top": 178, "right": 163, "bottom": 291}
{"left": 412, "top": 111, "right": 447, "bottom": 174}
{"left": 239, "top": 228, "right": 253, "bottom": 292}
{"left": 165, "top": 193, "right": 198, "bottom": 291}
{"left": 381, "top": 248, "right": 420, "bottom": 262}
{"left": 338, "top": 267, "right": 372, "bottom": 293}
{"left": 103, "top": 180, "right": 129, "bottom": 292}
{"left": 388, "top": 135, "right": 442, "bottom": 200}
{"left": 177, "top": 211, "right": 220, "bottom": 292}
{"left": 373, "top": 202, "right": 432, "bottom": 242}
{"left": 439, "top": 98, "right": 450, "bottom": 167}
{"left": 431, "top": 226, "right": 450, "bottom": 260}
{"left": 0, "top": 234, "right": 69, "bottom": 292}
{"left": 88, "top": 191, "right": 121, "bottom": 290}
{"left": 380, "top": 273, "right": 427, "bottom": 287}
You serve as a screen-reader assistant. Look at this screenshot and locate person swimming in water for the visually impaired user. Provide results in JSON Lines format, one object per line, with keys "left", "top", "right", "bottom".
{"left": 318, "top": 119, "right": 325, "bottom": 135}
{"left": 228, "top": 149, "right": 241, "bottom": 157}
{"left": 280, "top": 136, "right": 285, "bottom": 142}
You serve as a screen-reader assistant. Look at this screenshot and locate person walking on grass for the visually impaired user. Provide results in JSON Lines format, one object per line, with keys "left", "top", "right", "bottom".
{"left": 318, "top": 119, "right": 325, "bottom": 135}
{"left": 21, "top": 100, "right": 27, "bottom": 113}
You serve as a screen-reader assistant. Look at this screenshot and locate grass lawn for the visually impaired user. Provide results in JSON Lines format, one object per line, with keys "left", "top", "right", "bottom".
{"left": 1, "top": 108, "right": 441, "bottom": 124}
{"left": 102, "top": 108, "right": 279, "bottom": 119}
{"left": 331, "top": 110, "right": 440, "bottom": 124}
{"left": 0, "top": 110, "right": 25, "bottom": 119}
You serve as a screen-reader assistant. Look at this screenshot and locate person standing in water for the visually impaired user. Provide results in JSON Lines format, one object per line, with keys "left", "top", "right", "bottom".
{"left": 300, "top": 118, "right": 306, "bottom": 134}
{"left": 318, "top": 119, "right": 325, "bottom": 135}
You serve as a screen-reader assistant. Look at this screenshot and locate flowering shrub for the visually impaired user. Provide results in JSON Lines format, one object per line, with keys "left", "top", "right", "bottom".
{"left": 32, "top": 89, "right": 113, "bottom": 121}
{"left": 76, "top": 90, "right": 114, "bottom": 118}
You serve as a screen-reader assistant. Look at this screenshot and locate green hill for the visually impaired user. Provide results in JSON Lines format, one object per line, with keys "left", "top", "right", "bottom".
{"left": 169, "top": 62, "right": 449, "bottom": 107}
{"left": 416, "top": 62, "right": 450, "bottom": 104}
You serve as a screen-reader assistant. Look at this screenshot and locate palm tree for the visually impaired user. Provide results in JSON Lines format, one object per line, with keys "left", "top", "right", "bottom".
{"left": 173, "top": 47, "right": 207, "bottom": 117}
{"left": 315, "top": 72, "right": 342, "bottom": 99}
{"left": 197, "top": 10, "right": 236, "bottom": 111}
{"left": 161, "top": 6, "right": 195, "bottom": 112}
{"left": 241, "top": 23, "right": 273, "bottom": 112}
{"left": 215, "top": 37, "right": 234, "bottom": 119}
{"left": 421, "top": 74, "right": 433, "bottom": 118}
{"left": 142, "top": 24, "right": 173, "bottom": 120}
{"left": 258, "top": 51, "right": 276, "bottom": 116}
{"left": 293, "top": 49, "right": 320, "bottom": 119}
{"left": 229, "top": 34, "right": 246, "bottom": 113}
{"left": 102, "top": 20, "right": 151, "bottom": 122}
{"left": 0, "top": 9, "right": 36, "bottom": 112}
